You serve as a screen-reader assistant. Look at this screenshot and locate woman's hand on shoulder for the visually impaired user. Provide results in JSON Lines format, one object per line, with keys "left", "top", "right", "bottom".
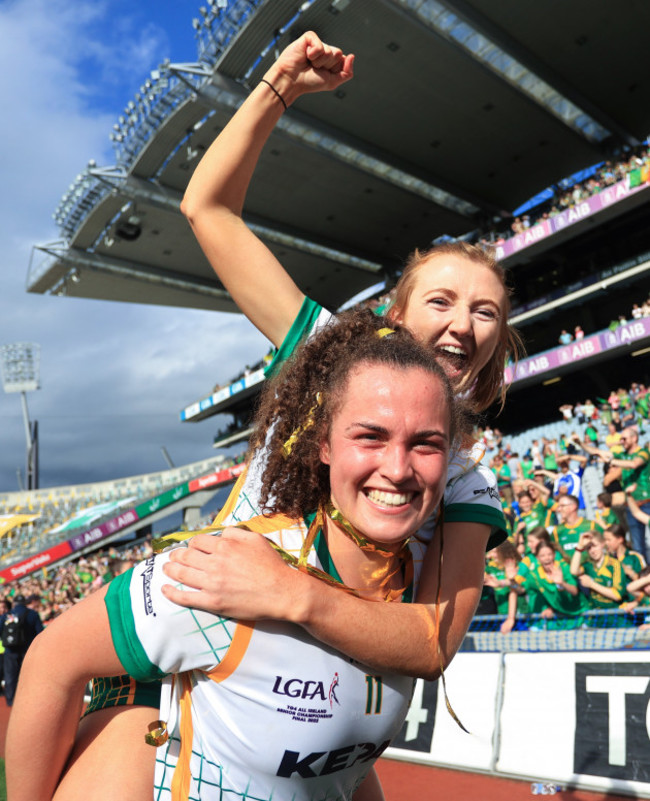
{"left": 161, "top": 529, "right": 311, "bottom": 622}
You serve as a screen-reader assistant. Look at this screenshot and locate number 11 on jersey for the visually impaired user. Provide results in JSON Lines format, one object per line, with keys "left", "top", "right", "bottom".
{"left": 365, "top": 675, "right": 383, "bottom": 714}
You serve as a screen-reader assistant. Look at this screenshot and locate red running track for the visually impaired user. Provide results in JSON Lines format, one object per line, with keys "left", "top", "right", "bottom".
{"left": 0, "top": 697, "right": 633, "bottom": 800}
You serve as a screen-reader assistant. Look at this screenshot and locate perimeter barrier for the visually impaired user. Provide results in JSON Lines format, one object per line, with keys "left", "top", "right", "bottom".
{"left": 385, "top": 612, "right": 650, "bottom": 797}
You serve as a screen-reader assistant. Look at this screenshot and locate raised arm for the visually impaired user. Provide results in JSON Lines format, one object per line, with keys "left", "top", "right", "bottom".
{"left": 6, "top": 587, "right": 124, "bottom": 801}
{"left": 626, "top": 485, "right": 650, "bottom": 524}
{"left": 162, "top": 521, "right": 488, "bottom": 681}
{"left": 534, "top": 468, "right": 558, "bottom": 481}
{"left": 526, "top": 477, "right": 551, "bottom": 503}
{"left": 570, "top": 533, "right": 591, "bottom": 576}
{"left": 181, "top": 33, "right": 354, "bottom": 347}
{"left": 499, "top": 589, "right": 519, "bottom": 634}
{"left": 626, "top": 572, "right": 650, "bottom": 594}
{"left": 569, "top": 435, "right": 606, "bottom": 459}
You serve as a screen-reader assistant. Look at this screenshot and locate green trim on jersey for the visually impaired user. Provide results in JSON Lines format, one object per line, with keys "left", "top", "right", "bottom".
{"left": 264, "top": 296, "right": 326, "bottom": 379}
{"left": 314, "top": 529, "right": 343, "bottom": 586}
{"left": 264, "top": 296, "right": 391, "bottom": 380}
{"left": 594, "top": 508, "right": 619, "bottom": 532}
{"left": 551, "top": 517, "right": 595, "bottom": 561}
{"left": 301, "top": 510, "right": 345, "bottom": 585}
{"left": 619, "top": 447, "right": 650, "bottom": 502}
{"left": 582, "top": 555, "right": 626, "bottom": 608}
{"left": 105, "top": 569, "right": 166, "bottom": 683}
{"left": 445, "top": 502, "right": 507, "bottom": 550}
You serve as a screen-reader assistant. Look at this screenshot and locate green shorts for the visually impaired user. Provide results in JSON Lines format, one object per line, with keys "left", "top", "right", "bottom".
{"left": 84, "top": 675, "right": 162, "bottom": 716}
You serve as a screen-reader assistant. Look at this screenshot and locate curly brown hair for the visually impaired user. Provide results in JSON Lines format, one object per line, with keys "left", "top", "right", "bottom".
{"left": 495, "top": 540, "right": 521, "bottom": 564}
{"left": 389, "top": 241, "right": 525, "bottom": 413}
{"left": 250, "top": 308, "right": 463, "bottom": 519}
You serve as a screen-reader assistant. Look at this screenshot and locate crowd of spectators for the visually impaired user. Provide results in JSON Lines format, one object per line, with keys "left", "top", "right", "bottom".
{"left": 478, "top": 144, "right": 650, "bottom": 249}
{"left": 556, "top": 297, "right": 650, "bottom": 346}
{"left": 482, "top": 378, "right": 650, "bottom": 632}
{"left": 0, "top": 540, "right": 153, "bottom": 625}
{"left": 557, "top": 383, "right": 648, "bottom": 430}
{"left": 0, "top": 539, "right": 157, "bottom": 700}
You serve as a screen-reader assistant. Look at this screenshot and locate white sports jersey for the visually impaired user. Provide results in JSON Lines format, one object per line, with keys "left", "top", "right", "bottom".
{"left": 105, "top": 516, "right": 418, "bottom": 801}
{"left": 221, "top": 297, "right": 506, "bottom": 548}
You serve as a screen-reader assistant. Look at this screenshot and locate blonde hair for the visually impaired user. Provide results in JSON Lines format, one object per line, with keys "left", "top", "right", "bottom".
{"left": 389, "top": 241, "right": 524, "bottom": 412}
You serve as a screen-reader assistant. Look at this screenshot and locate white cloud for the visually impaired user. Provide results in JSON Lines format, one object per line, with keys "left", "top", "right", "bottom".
{"left": 0, "top": 0, "right": 262, "bottom": 491}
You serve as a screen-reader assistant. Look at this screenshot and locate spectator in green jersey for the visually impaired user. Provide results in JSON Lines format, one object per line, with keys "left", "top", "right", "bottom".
{"left": 570, "top": 530, "right": 626, "bottom": 610}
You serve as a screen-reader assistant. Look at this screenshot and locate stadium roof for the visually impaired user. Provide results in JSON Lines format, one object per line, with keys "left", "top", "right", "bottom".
{"left": 28, "top": 0, "right": 650, "bottom": 314}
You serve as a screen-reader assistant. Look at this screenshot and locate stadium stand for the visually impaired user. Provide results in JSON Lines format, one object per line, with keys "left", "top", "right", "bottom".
{"left": 0, "top": 454, "right": 242, "bottom": 569}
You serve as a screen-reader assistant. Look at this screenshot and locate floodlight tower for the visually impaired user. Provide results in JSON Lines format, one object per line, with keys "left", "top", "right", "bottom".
{"left": 1, "top": 343, "right": 40, "bottom": 490}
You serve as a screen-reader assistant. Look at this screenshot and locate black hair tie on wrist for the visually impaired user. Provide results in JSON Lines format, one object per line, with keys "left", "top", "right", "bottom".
{"left": 260, "top": 78, "right": 288, "bottom": 111}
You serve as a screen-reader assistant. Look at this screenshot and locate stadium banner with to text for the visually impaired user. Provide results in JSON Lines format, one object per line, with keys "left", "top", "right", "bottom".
{"left": 386, "top": 651, "right": 650, "bottom": 797}
{"left": 499, "top": 651, "right": 650, "bottom": 795}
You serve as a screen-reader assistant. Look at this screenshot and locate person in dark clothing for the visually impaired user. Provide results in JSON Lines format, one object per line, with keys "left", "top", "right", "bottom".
{"left": 0, "top": 599, "right": 11, "bottom": 696}
{"left": 2, "top": 594, "right": 43, "bottom": 706}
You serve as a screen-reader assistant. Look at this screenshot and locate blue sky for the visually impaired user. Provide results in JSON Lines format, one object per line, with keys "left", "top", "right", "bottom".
{"left": 0, "top": 0, "right": 268, "bottom": 491}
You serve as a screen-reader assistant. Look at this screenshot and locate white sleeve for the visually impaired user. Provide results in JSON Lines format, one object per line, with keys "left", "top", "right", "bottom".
{"left": 105, "top": 549, "right": 236, "bottom": 681}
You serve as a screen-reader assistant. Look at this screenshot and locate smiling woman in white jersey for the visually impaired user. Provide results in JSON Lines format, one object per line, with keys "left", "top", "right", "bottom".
{"left": 8, "top": 311, "right": 462, "bottom": 801}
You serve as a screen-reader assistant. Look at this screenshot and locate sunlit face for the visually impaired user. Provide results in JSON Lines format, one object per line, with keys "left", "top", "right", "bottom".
{"left": 556, "top": 497, "right": 578, "bottom": 523}
{"left": 619, "top": 431, "right": 638, "bottom": 453}
{"left": 603, "top": 530, "right": 621, "bottom": 556}
{"left": 391, "top": 255, "right": 505, "bottom": 392}
{"left": 587, "top": 538, "right": 604, "bottom": 561}
{"left": 518, "top": 495, "right": 532, "bottom": 513}
{"left": 537, "top": 545, "right": 555, "bottom": 570}
{"left": 320, "top": 363, "right": 450, "bottom": 548}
